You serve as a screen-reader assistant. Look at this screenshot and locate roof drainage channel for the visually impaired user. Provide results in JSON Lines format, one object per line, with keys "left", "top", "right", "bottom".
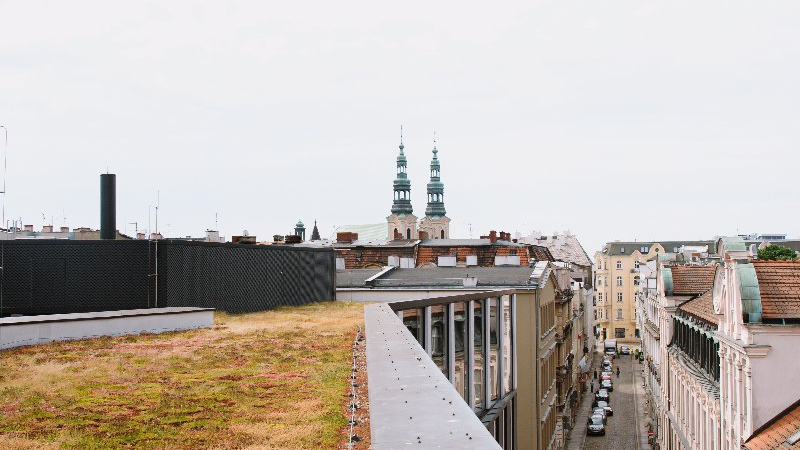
{"left": 365, "top": 303, "right": 501, "bottom": 449}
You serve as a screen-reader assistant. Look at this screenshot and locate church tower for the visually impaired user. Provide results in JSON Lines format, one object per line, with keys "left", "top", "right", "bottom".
{"left": 420, "top": 137, "right": 450, "bottom": 239}
{"left": 386, "top": 127, "right": 418, "bottom": 240}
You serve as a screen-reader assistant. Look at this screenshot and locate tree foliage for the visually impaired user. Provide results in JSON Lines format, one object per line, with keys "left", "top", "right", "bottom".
{"left": 757, "top": 244, "right": 797, "bottom": 261}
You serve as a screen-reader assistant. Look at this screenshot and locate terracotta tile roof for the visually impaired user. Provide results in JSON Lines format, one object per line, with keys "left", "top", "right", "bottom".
{"left": 535, "top": 234, "right": 590, "bottom": 266}
{"left": 745, "top": 398, "right": 800, "bottom": 450}
{"left": 678, "top": 291, "right": 718, "bottom": 326}
{"left": 529, "top": 245, "right": 554, "bottom": 262}
{"left": 752, "top": 260, "right": 800, "bottom": 319}
{"left": 670, "top": 265, "right": 717, "bottom": 296}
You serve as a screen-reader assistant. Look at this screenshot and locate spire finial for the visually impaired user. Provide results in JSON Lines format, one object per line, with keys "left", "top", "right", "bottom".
{"left": 399, "top": 125, "right": 404, "bottom": 151}
{"left": 432, "top": 131, "right": 438, "bottom": 156}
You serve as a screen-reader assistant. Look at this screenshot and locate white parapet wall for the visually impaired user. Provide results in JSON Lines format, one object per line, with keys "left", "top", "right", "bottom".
{"left": 365, "top": 303, "right": 502, "bottom": 449}
{"left": 0, "top": 307, "right": 215, "bottom": 350}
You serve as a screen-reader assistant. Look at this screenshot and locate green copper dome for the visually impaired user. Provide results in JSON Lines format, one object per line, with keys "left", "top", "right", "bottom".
{"left": 425, "top": 142, "right": 446, "bottom": 218}
{"left": 391, "top": 133, "right": 413, "bottom": 216}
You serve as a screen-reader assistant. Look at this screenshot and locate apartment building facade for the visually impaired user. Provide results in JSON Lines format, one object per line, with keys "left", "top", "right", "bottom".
{"left": 636, "top": 237, "right": 800, "bottom": 450}
{"left": 595, "top": 240, "right": 714, "bottom": 344}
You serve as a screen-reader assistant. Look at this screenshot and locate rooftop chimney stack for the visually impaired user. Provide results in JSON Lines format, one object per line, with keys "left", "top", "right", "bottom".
{"left": 100, "top": 173, "right": 116, "bottom": 240}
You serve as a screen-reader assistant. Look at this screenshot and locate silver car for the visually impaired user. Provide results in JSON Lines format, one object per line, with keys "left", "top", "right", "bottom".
{"left": 587, "top": 415, "right": 606, "bottom": 435}
{"left": 596, "top": 400, "right": 614, "bottom": 416}
{"left": 592, "top": 407, "right": 608, "bottom": 423}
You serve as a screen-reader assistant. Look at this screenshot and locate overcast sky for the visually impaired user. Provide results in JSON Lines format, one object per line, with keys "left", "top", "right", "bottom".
{"left": 1, "top": 1, "right": 798, "bottom": 254}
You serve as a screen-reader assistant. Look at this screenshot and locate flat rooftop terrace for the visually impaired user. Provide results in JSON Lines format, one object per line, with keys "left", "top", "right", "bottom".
{"left": 0, "top": 301, "right": 364, "bottom": 450}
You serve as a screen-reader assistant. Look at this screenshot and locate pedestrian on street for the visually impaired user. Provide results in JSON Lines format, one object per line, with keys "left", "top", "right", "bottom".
{"left": 616, "top": 366, "right": 620, "bottom": 378}
{"left": 591, "top": 380, "right": 595, "bottom": 392}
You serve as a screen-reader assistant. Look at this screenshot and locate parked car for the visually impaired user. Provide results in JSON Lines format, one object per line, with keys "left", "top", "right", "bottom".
{"left": 601, "top": 371, "right": 613, "bottom": 380}
{"left": 602, "top": 362, "right": 612, "bottom": 371}
{"left": 601, "top": 379, "right": 613, "bottom": 392}
{"left": 620, "top": 345, "right": 631, "bottom": 355}
{"left": 587, "top": 415, "right": 606, "bottom": 436}
{"left": 595, "top": 388, "right": 610, "bottom": 402}
{"left": 592, "top": 407, "right": 608, "bottom": 423}
{"left": 596, "top": 400, "right": 613, "bottom": 416}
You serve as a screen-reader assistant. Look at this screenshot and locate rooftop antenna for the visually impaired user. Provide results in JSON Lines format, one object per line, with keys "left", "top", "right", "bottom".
{"left": 215, "top": 212, "right": 218, "bottom": 230}
{"left": 0, "top": 125, "right": 7, "bottom": 229}
{"left": 0, "top": 125, "right": 5, "bottom": 321}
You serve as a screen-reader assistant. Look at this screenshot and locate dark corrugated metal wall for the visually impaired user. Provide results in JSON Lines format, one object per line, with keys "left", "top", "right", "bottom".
{"left": 0, "top": 240, "right": 335, "bottom": 317}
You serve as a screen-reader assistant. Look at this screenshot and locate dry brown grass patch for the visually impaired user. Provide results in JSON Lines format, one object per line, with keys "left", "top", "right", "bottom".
{"left": 0, "top": 301, "right": 364, "bottom": 450}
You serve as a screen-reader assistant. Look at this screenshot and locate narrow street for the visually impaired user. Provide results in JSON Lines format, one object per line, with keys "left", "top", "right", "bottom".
{"left": 583, "top": 352, "right": 642, "bottom": 450}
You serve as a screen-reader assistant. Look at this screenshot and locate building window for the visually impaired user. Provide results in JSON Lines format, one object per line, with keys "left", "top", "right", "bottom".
{"left": 599, "top": 309, "right": 603, "bottom": 318}
{"left": 617, "top": 292, "right": 623, "bottom": 302}
{"left": 641, "top": 246, "right": 649, "bottom": 253}
{"left": 597, "top": 261, "right": 602, "bottom": 270}
{"left": 616, "top": 276, "right": 622, "bottom": 286}
{"left": 598, "top": 292, "right": 603, "bottom": 302}
{"left": 615, "top": 328, "right": 625, "bottom": 338}
{"left": 634, "top": 260, "right": 640, "bottom": 269}
{"left": 616, "top": 260, "right": 622, "bottom": 270}
{"left": 620, "top": 247, "right": 625, "bottom": 253}
{"left": 406, "top": 228, "right": 411, "bottom": 239}
{"left": 616, "top": 309, "right": 623, "bottom": 319}
{"left": 673, "top": 247, "right": 678, "bottom": 252}
{"left": 441, "top": 229, "right": 445, "bottom": 239}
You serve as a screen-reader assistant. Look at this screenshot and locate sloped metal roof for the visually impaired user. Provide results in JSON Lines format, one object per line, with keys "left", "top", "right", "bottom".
{"left": 330, "top": 223, "right": 388, "bottom": 241}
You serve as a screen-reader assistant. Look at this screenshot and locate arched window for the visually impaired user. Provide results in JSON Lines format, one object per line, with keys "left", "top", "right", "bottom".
{"left": 406, "top": 228, "right": 411, "bottom": 239}
{"left": 394, "top": 228, "right": 398, "bottom": 238}
{"left": 441, "top": 229, "right": 445, "bottom": 239}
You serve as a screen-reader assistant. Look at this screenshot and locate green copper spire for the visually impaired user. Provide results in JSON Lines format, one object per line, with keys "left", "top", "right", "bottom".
{"left": 391, "top": 126, "right": 413, "bottom": 216}
{"left": 425, "top": 136, "right": 446, "bottom": 218}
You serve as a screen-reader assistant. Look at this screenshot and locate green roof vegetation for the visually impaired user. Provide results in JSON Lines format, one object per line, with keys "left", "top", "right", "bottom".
{"left": 757, "top": 244, "right": 797, "bottom": 261}
{"left": 0, "top": 301, "right": 364, "bottom": 450}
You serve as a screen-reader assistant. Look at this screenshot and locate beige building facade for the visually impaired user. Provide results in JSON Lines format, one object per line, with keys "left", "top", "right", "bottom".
{"left": 594, "top": 241, "right": 714, "bottom": 344}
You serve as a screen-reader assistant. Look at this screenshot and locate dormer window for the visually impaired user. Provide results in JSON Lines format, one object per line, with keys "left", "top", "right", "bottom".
{"left": 620, "top": 247, "right": 625, "bottom": 253}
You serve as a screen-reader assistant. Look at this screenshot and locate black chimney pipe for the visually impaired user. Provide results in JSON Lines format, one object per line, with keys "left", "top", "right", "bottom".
{"left": 100, "top": 173, "right": 116, "bottom": 240}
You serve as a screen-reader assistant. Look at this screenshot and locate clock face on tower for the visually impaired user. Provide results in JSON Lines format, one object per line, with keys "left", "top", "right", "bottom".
{"left": 713, "top": 266, "right": 724, "bottom": 314}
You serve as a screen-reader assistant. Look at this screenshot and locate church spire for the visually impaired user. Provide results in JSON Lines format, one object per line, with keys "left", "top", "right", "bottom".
{"left": 391, "top": 125, "right": 413, "bottom": 216}
{"left": 310, "top": 220, "right": 321, "bottom": 241}
{"left": 425, "top": 134, "right": 446, "bottom": 218}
